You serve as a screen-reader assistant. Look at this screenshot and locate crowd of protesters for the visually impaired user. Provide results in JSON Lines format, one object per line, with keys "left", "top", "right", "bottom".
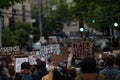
{"left": 0, "top": 52, "right": 120, "bottom": 80}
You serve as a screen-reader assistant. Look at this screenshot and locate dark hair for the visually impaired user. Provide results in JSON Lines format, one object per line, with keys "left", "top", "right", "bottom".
{"left": 68, "top": 67, "right": 76, "bottom": 76}
{"left": 116, "top": 53, "right": 120, "bottom": 66}
{"left": 37, "top": 61, "right": 46, "bottom": 69}
{"left": 105, "top": 55, "right": 115, "bottom": 67}
{"left": 21, "top": 62, "right": 30, "bottom": 70}
{"left": 53, "top": 67, "right": 67, "bottom": 80}
{"left": 36, "top": 58, "right": 41, "bottom": 64}
{"left": 81, "top": 56, "right": 97, "bottom": 73}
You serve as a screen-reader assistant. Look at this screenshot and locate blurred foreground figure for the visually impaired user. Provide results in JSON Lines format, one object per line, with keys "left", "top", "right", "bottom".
{"left": 100, "top": 55, "right": 120, "bottom": 80}
{"left": 0, "top": 60, "right": 13, "bottom": 80}
{"left": 75, "top": 56, "right": 105, "bottom": 80}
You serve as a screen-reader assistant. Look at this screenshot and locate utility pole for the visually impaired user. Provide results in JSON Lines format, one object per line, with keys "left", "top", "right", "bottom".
{"left": 46, "top": 0, "right": 50, "bottom": 16}
{"left": 38, "top": 0, "right": 43, "bottom": 37}
{"left": 22, "top": 2, "right": 26, "bottom": 22}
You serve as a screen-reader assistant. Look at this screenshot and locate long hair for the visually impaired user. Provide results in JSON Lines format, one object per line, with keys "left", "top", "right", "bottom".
{"left": 53, "top": 66, "right": 67, "bottom": 80}
{"left": 81, "top": 56, "right": 97, "bottom": 73}
{"left": 105, "top": 54, "right": 115, "bottom": 67}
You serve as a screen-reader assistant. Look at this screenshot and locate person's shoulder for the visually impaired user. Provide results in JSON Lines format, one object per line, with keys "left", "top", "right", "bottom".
{"left": 41, "top": 74, "right": 49, "bottom": 80}
{"left": 15, "top": 73, "right": 22, "bottom": 80}
{"left": 99, "top": 68, "right": 106, "bottom": 73}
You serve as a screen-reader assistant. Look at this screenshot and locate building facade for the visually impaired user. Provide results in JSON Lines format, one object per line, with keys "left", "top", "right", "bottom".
{"left": 2, "top": 0, "right": 32, "bottom": 27}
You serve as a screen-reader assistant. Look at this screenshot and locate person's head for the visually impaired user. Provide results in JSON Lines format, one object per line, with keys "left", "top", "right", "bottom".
{"left": 81, "top": 56, "right": 97, "bottom": 73}
{"left": 36, "top": 58, "right": 41, "bottom": 64}
{"left": 48, "top": 63, "right": 55, "bottom": 72}
{"left": 98, "top": 59, "right": 104, "bottom": 67}
{"left": 115, "top": 53, "right": 120, "bottom": 66}
{"left": 37, "top": 61, "right": 46, "bottom": 69}
{"left": 68, "top": 66, "right": 76, "bottom": 76}
{"left": 21, "top": 62, "right": 30, "bottom": 70}
{"left": 105, "top": 54, "right": 115, "bottom": 67}
{"left": 30, "top": 65, "right": 37, "bottom": 73}
{"left": 53, "top": 66, "right": 65, "bottom": 80}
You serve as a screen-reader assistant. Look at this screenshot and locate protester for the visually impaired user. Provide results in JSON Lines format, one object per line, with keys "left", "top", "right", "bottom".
{"left": 97, "top": 59, "right": 105, "bottom": 72}
{"left": 68, "top": 66, "right": 77, "bottom": 80}
{"left": 0, "top": 60, "right": 13, "bottom": 80}
{"left": 2, "top": 61, "right": 11, "bottom": 78}
{"left": 100, "top": 54, "right": 120, "bottom": 80}
{"left": 67, "top": 52, "right": 73, "bottom": 68}
{"left": 115, "top": 53, "right": 120, "bottom": 70}
{"left": 8, "top": 64, "right": 16, "bottom": 80}
{"left": 34, "top": 61, "right": 48, "bottom": 80}
{"left": 53, "top": 66, "right": 68, "bottom": 80}
{"left": 36, "top": 58, "right": 41, "bottom": 70}
{"left": 42, "top": 62, "right": 69, "bottom": 80}
{"left": 75, "top": 56, "right": 105, "bottom": 80}
{"left": 114, "top": 53, "right": 120, "bottom": 80}
{"left": 15, "top": 61, "right": 39, "bottom": 80}
{"left": 29, "top": 65, "right": 37, "bottom": 74}
{"left": 41, "top": 63, "right": 55, "bottom": 80}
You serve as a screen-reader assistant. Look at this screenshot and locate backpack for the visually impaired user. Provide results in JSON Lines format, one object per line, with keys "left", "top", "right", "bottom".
{"left": 21, "top": 74, "right": 33, "bottom": 80}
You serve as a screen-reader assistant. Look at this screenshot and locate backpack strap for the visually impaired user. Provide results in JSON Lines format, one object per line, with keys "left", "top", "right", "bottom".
{"left": 79, "top": 75, "right": 83, "bottom": 80}
{"left": 96, "top": 73, "right": 99, "bottom": 80}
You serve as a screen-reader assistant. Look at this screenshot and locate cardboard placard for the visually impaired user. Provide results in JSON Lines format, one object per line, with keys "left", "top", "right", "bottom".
{"left": 51, "top": 54, "right": 66, "bottom": 63}
{"left": 72, "top": 41, "right": 93, "bottom": 59}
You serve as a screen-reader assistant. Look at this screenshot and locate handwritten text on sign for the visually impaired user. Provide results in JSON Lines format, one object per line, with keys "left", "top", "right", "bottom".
{"left": 0, "top": 46, "right": 19, "bottom": 53}
{"left": 72, "top": 41, "right": 92, "bottom": 58}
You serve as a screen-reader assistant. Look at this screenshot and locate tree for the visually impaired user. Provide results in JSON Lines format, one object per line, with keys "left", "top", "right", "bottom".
{"left": 2, "top": 22, "right": 32, "bottom": 50}
{"left": 54, "top": 0, "right": 70, "bottom": 22}
{"left": 0, "top": 0, "right": 24, "bottom": 9}
{"left": 31, "top": 0, "right": 70, "bottom": 39}
{"left": 73, "top": 0, "right": 120, "bottom": 31}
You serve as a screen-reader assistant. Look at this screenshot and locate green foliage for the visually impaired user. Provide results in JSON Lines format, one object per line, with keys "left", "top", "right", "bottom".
{"left": 55, "top": 0, "right": 69, "bottom": 22}
{"left": 31, "top": 0, "right": 69, "bottom": 38}
{"left": 2, "top": 22, "right": 32, "bottom": 49}
{"left": 0, "top": 0, "right": 24, "bottom": 9}
{"left": 73, "top": 0, "right": 120, "bottom": 30}
{"left": 2, "top": 28, "right": 19, "bottom": 46}
{"left": 42, "top": 18, "right": 55, "bottom": 38}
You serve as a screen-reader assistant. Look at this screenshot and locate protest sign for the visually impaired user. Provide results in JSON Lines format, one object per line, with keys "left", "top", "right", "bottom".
{"left": 72, "top": 41, "right": 92, "bottom": 59}
{"left": 15, "top": 57, "right": 29, "bottom": 72}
